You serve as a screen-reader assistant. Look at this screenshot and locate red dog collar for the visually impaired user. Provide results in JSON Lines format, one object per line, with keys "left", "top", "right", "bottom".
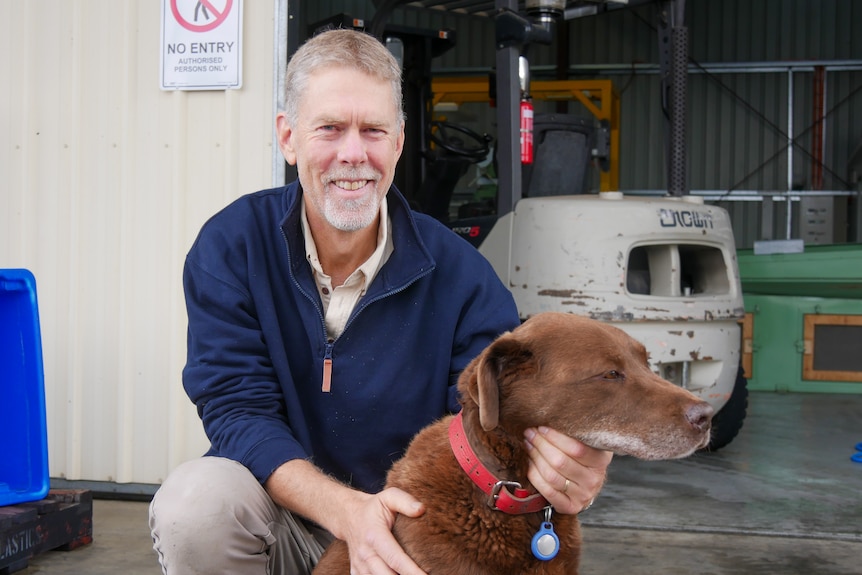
{"left": 449, "top": 412, "right": 549, "bottom": 514}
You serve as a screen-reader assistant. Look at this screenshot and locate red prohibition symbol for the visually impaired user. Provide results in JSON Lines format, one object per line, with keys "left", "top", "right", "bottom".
{"left": 171, "top": 0, "right": 234, "bottom": 33}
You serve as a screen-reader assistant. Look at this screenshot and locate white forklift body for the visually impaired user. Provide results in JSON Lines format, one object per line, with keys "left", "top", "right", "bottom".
{"left": 479, "top": 192, "right": 745, "bottom": 415}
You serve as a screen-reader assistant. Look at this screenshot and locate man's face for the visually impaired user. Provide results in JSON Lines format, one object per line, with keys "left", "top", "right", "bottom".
{"left": 277, "top": 67, "right": 405, "bottom": 232}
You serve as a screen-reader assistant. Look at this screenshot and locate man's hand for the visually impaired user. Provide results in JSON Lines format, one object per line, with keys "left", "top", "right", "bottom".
{"left": 265, "top": 459, "right": 426, "bottom": 575}
{"left": 340, "top": 487, "right": 426, "bottom": 575}
{"left": 523, "top": 426, "right": 612, "bottom": 515}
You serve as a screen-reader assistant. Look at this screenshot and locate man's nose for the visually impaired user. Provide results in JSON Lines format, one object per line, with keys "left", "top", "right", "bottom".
{"left": 337, "top": 128, "right": 367, "bottom": 164}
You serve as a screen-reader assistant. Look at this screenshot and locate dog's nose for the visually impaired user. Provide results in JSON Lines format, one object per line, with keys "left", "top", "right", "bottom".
{"left": 685, "top": 402, "right": 714, "bottom": 431}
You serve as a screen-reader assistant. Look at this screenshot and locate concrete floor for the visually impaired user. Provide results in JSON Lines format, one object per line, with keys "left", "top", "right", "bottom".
{"left": 15, "top": 391, "right": 862, "bottom": 574}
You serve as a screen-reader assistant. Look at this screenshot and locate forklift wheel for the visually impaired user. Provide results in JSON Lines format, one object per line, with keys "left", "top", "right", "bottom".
{"left": 703, "top": 365, "right": 748, "bottom": 452}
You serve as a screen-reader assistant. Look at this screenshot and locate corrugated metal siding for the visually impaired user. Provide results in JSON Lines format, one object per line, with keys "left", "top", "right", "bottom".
{"left": 616, "top": 66, "right": 862, "bottom": 196}
{"left": 688, "top": 0, "right": 862, "bottom": 62}
{"left": 564, "top": 3, "right": 657, "bottom": 67}
{"left": 301, "top": 1, "right": 499, "bottom": 71}
{"left": 1, "top": 1, "right": 276, "bottom": 484}
{"left": 564, "top": 1, "right": 862, "bottom": 247}
{"left": 303, "top": 0, "right": 376, "bottom": 29}
{"left": 558, "top": 1, "right": 862, "bottom": 184}
{"left": 825, "top": 70, "right": 862, "bottom": 190}
{"left": 689, "top": 71, "right": 792, "bottom": 192}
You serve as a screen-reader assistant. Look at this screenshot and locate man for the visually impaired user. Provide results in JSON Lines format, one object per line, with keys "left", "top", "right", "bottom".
{"left": 149, "top": 29, "right": 612, "bottom": 575}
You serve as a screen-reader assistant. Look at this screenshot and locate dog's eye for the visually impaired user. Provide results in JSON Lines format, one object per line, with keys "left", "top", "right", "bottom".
{"left": 603, "top": 370, "right": 622, "bottom": 380}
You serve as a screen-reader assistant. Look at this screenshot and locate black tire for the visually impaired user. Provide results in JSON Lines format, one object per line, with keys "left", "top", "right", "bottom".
{"left": 703, "top": 365, "right": 748, "bottom": 451}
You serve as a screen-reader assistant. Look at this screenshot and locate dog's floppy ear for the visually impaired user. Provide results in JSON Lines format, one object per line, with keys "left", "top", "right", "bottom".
{"left": 468, "top": 335, "right": 534, "bottom": 431}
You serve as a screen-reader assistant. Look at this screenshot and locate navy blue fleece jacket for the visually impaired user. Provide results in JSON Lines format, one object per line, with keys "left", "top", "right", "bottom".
{"left": 182, "top": 181, "right": 520, "bottom": 493}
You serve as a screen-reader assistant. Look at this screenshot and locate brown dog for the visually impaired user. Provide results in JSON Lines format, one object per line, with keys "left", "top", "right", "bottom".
{"left": 313, "top": 312, "right": 713, "bottom": 575}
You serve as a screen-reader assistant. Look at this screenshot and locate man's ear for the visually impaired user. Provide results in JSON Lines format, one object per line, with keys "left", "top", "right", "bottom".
{"left": 276, "top": 112, "right": 297, "bottom": 166}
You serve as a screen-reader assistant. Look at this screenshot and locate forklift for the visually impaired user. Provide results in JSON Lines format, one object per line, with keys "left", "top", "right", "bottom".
{"left": 316, "top": 0, "right": 747, "bottom": 450}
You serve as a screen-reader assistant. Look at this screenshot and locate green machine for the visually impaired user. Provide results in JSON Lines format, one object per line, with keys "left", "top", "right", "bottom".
{"left": 737, "top": 243, "right": 862, "bottom": 394}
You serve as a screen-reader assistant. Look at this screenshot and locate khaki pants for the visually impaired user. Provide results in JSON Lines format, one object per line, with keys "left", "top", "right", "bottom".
{"left": 149, "top": 457, "right": 334, "bottom": 575}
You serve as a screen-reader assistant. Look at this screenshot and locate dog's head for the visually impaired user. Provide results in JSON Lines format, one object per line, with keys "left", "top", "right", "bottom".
{"left": 460, "top": 312, "right": 713, "bottom": 460}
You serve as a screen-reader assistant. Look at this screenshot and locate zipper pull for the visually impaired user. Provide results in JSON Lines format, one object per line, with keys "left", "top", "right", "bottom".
{"left": 322, "top": 341, "right": 334, "bottom": 393}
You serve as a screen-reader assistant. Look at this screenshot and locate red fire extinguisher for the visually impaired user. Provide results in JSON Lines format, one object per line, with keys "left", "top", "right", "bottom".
{"left": 520, "top": 97, "right": 534, "bottom": 164}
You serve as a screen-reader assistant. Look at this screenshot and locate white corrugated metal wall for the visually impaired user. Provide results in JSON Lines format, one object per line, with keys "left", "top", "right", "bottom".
{"left": 1, "top": 1, "right": 279, "bottom": 485}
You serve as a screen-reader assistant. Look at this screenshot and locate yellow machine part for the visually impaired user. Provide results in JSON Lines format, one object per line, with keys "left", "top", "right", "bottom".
{"left": 430, "top": 77, "right": 620, "bottom": 192}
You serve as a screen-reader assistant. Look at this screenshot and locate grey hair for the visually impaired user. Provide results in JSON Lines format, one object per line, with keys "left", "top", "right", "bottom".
{"left": 283, "top": 29, "right": 405, "bottom": 128}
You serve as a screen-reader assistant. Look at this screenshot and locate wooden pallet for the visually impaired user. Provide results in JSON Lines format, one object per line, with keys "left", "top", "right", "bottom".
{"left": 0, "top": 490, "right": 93, "bottom": 574}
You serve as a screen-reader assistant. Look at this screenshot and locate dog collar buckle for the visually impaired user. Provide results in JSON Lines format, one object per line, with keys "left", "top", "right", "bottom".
{"left": 449, "top": 413, "right": 549, "bottom": 515}
{"left": 488, "top": 480, "right": 524, "bottom": 509}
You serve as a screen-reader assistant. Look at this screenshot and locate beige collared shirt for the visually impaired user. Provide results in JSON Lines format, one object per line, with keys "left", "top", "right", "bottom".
{"left": 301, "top": 197, "right": 394, "bottom": 340}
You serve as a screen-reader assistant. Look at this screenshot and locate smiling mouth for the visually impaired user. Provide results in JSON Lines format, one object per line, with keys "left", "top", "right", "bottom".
{"left": 333, "top": 180, "right": 370, "bottom": 191}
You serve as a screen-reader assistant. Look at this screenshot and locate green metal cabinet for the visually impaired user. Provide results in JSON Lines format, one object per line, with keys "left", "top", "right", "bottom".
{"left": 738, "top": 244, "right": 862, "bottom": 394}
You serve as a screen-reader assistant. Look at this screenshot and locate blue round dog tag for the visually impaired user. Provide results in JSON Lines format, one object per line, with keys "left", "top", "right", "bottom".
{"left": 531, "top": 522, "right": 559, "bottom": 561}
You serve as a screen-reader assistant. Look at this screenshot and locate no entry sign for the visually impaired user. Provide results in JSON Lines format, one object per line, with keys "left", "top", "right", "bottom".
{"left": 160, "top": 0, "right": 243, "bottom": 90}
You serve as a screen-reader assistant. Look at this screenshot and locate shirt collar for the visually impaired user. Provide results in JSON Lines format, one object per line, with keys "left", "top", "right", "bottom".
{"left": 300, "top": 196, "right": 393, "bottom": 292}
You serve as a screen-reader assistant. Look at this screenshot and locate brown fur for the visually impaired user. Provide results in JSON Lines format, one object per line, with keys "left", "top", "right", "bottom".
{"left": 313, "top": 312, "right": 713, "bottom": 575}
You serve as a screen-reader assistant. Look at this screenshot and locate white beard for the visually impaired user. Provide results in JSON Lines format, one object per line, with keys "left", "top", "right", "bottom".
{"left": 321, "top": 186, "right": 381, "bottom": 232}
{"left": 316, "top": 167, "right": 384, "bottom": 232}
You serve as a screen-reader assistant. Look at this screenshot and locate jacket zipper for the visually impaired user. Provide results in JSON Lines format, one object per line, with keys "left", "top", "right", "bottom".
{"left": 281, "top": 227, "right": 332, "bottom": 393}
{"left": 282, "top": 223, "right": 435, "bottom": 394}
{"left": 318, "top": 270, "right": 430, "bottom": 394}
{"left": 322, "top": 341, "right": 334, "bottom": 393}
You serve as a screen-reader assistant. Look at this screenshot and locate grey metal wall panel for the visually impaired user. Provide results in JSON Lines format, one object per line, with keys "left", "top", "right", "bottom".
{"left": 825, "top": 70, "right": 862, "bottom": 189}
{"left": 302, "top": 1, "right": 498, "bottom": 71}
{"left": 685, "top": 71, "right": 791, "bottom": 192}
{"left": 528, "top": 2, "right": 651, "bottom": 68}
{"left": 687, "top": 0, "right": 862, "bottom": 62}
{"left": 305, "top": 0, "right": 376, "bottom": 27}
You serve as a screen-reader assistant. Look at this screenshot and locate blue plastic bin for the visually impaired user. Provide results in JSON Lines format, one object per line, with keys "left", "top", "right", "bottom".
{"left": 0, "top": 269, "right": 50, "bottom": 506}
